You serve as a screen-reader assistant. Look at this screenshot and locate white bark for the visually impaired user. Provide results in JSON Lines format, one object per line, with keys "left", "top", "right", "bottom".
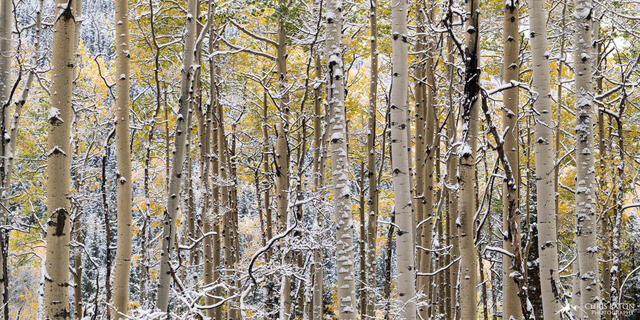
{"left": 275, "top": 2, "right": 292, "bottom": 316}
{"left": 326, "top": 0, "right": 356, "bottom": 317}
{"left": 573, "top": 1, "right": 600, "bottom": 318}
{"left": 365, "top": 0, "right": 378, "bottom": 317}
{"left": 458, "top": 0, "right": 480, "bottom": 318}
{"left": 112, "top": 0, "right": 133, "bottom": 316}
{"left": 530, "top": 0, "right": 562, "bottom": 318}
{"left": 502, "top": 1, "right": 523, "bottom": 318}
{"left": 390, "top": 0, "right": 416, "bottom": 316}
{"left": 156, "top": 0, "right": 197, "bottom": 311}
{"left": 0, "top": 1, "right": 11, "bottom": 315}
{"left": 312, "top": 54, "right": 324, "bottom": 320}
{"left": 44, "top": 0, "right": 76, "bottom": 318}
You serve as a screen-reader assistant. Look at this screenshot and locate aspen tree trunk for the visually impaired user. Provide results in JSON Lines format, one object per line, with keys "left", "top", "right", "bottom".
{"left": 326, "top": 0, "right": 356, "bottom": 316}
{"left": 102, "top": 133, "right": 115, "bottom": 319}
{"left": 230, "top": 127, "right": 242, "bottom": 319}
{"left": 312, "top": 53, "right": 324, "bottom": 320}
{"left": 414, "top": 1, "right": 434, "bottom": 316}
{"left": 593, "top": 11, "right": 611, "bottom": 318}
{"left": 211, "top": 107, "right": 223, "bottom": 319}
{"left": 573, "top": 1, "right": 600, "bottom": 318}
{"left": 0, "top": 0, "right": 12, "bottom": 314}
{"left": 217, "top": 102, "right": 238, "bottom": 319}
{"left": 228, "top": 128, "right": 242, "bottom": 319}
{"left": 383, "top": 210, "right": 395, "bottom": 320}
{"left": 457, "top": 0, "right": 480, "bottom": 319}
{"left": 358, "top": 162, "right": 367, "bottom": 318}
{"left": 414, "top": 2, "right": 427, "bottom": 313}
{"left": 419, "top": 21, "right": 437, "bottom": 319}
{"left": 554, "top": 8, "right": 565, "bottom": 309}
{"left": 70, "top": 0, "right": 83, "bottom": 317}
{"left": 140, "top": 0, "right": 163, "bottom": 306}
{"left": 262, "top": 90, "right": 272, "bottom": 245}
{"left": 598, "top": 112, "right": 611, "bottom": 320}
{"left": 156, "top": 0, "right": 197, "bottom": 310}
{"left": 445, "top": 35, "right": 459, "bottom": 320}
{"left": 502, "top": 1, "right": 523, "bottom": 318}
{"left": 530, "top": 0, "right": 562, "bottom": 318}
{"left": 72, "top": 210, "right": 83, "bottom": 317}
{"left": 112, "top": 0, "right": 133, "bottom": 316}
{"left": 7, "top": 0, "right": 43, "bottom": 186}
{"left": 390, "top": 0, "right": 416, "bottom": 315}
{"left": 261, "top": 86, "right": 274, "bottom": 318}
{"left": 202, "top": 6, "right": 216, "bottom": 316}
{"left": 275, "top": 0, "right": 292, "bottom": 315}
{"left": 44, "top": 1, "right": 76, "bottom": 318}
{"left": 610, "top": 96, "right": 625, "bottom": 320}
{"left": 365, "top": 0, "right": 379, "bottom": 317}
{"left": 554, "top": 0, "right": 566, "bottom": 242}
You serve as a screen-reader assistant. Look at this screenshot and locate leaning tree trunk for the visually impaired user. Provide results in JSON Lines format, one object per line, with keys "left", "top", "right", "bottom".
{"left": 573, "top": 0, "right": 600, "bottom": 318}
{"left": 326, "top": 0, "right": 356, "bottom": 317}
{"left": 502, "top": 1, "right": 523, "bottom": 319}
{"left": 112, "top": 0, "right": 133, "bottom": 317}
{"left": 390, "top": 0, "right": 416, "bottom": 316}
{"left": 458, "top": 0, "right": 480, "bottom": 319}
{"left": 44, "top": 1, "right": 76, "bottom": 318}
{"left": 156, "top": 0, "right": 197, "bottom": 311}
{"left": 530, "top": 0, "right": 562, "bottom": 319}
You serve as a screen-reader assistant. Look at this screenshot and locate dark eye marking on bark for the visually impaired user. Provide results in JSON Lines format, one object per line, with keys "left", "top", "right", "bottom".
{"left": 48, "top": 207, "right": 68, "bottom": 236}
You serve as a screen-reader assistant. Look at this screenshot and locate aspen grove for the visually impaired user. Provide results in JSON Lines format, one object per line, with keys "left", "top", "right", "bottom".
{"left": 3, "top": 0, "right": 640, "bottom": 318}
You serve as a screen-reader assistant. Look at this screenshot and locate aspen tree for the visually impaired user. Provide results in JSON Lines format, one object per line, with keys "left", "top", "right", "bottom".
{"left": 311, "top": 53, "right": 324, "bottom": 320}
{"left": 44, "top": 0, "right": 76, "bottom": 318}
{"left": 326, "top": 0, "right": 356, "bottom": 316}
{"left": 458, "top": 0, "right": 480, "bottom": 318}
{"left": 502, "top": 0, "right": 523, "bottom": 318}
{"left": 211, "top": 97, "right": 223, "bottom": 319}
{"left": 444, "top": 34, "right": 459, "bottom": 320}
{"left": 530, "top": 0, "right": 562, "bottom": 318}
{"left": 414, "top": 2, "right": 432, "bottom": 316}
{"left": 390, "top": 0, "right": 416, "bottom": 316}
{"left": 593, "top": 8, "right": 611, "bottom": 318}
{"left": 610, "top": 107, "right": 625, "bottom": 320}
{"left": 112, "top": 0, "right": 133, "bottom": 316}
{"left": 275, "top": 0, "right": 293, "bottom": 315}
{"left": 201, "top": 5, "right": 216, "bottom": 317}
{"left": 365, "top": 0, "right": 379, "bottom": 315}
{"left": 573, "top": 0, "right": 601, "bottom": 318}
{"left": 217, "top": 101, "right": 237, "bottom": 318}
{"left": 358, "top": 162, "right": 367, "bottom": 318}
{"left": 0, "top": 0, "right": 11, "bottom": 314}
{"left": 156, "top": 0, "right": 197, "bottom": 310}
{"left": 71, "top": 0, "right": 83, "bottom": 317}
{"left": 414, "top": 1, "right": 427, "bottom": 310}
{"left": 418, "top": 2, "right": 437, "bottom": 314}
{"left": 140, "top": 0, "right": 164, "bottom": 306}
{"left": 571, "top": 1, "right": 601, "bottom": 319}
